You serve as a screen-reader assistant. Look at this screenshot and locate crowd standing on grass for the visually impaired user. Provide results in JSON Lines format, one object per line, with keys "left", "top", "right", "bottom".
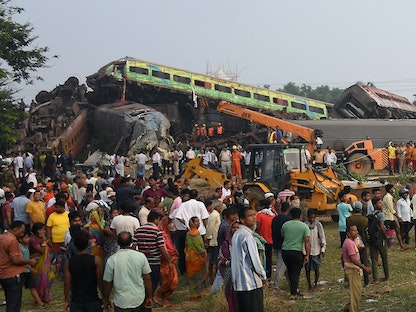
{"left": 2, "top": 146, "right": 416, "bottom": 312}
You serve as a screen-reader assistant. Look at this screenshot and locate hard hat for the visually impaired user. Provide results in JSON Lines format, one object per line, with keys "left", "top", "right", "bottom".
{"left": 399, "top": 188, "right": 409, "bottom": 195}
{"left": 194, "top": 124, "right": 198, "bottom": 126}
{"left": 232, "top": 145, "right": 237, "bottom": 150}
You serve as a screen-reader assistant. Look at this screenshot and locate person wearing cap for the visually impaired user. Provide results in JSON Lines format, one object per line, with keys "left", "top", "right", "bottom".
{"left": 346, "top": 201, "right": 370, "bottom": 286}
{"left": 231, "top": 145, "right": 242, "bottom": 182}
{"left": 264, "top": 192, "right": 278, "bottom": 215}
{"left": 396, "top": 188, "right": 412, "bottom": 245}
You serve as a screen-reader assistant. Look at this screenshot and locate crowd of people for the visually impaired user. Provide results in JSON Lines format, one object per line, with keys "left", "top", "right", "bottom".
{"left": 0, "top": 146, "right": 415, "bottom": 312}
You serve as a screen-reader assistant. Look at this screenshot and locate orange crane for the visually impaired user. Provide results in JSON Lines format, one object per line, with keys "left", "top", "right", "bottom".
{"left": 217, "top": 101, "right": 388, "bottom": 176}
{"left": 216, "top": 101, "right": 320, "bottom": 155}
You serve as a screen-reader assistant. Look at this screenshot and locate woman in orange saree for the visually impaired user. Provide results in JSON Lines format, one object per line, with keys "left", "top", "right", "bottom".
{"left": 185, "top": 217, "right": 210, "bottom": 300}
{"left": 154, "top": 217, "right": 178, "bottom": 307}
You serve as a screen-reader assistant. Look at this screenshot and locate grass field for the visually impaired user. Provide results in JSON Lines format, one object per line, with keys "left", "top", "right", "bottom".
{"left": 6, "top": 217, "right": 416, "bottom": 312}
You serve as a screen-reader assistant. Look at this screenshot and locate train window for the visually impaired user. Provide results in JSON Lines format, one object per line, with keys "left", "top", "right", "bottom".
{"left": 234, "top": 89, "right": 251, "bottom": 98}
{"left": 194, "top": 80, "right": 211, "bottom": 89}
{"left": 254, "top": 93, "right": 270, "bottom": 102}
{"left": 291, "top": 101, "right": 306, "bottom": 110}
{"left": 173, "top": 75, "right": 191, "bottom": 84}
{"left": 309, "top": 106, "right": 325, "bottom": 114}
{"left": 215, "top": 85, "right": 232, "bottom": 93}
{"left": 273, "top": 98, "right": 288, "bottom": 106}
{"left": 152, "top": 70, "right": 170, "bottom": 79}
{"left": 130, "top": 66, "right": 149, "bottom": 75}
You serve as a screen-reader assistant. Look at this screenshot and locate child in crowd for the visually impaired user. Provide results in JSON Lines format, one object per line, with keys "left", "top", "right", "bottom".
{"left": 19, "top": 231, "right": 46, "bottom": 309}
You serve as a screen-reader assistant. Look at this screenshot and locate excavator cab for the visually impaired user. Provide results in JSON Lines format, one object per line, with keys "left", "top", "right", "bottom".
{"left": 244, "top": 143, "right": 343, "bottom": 213}
{"left": 244, "top": 144, "right": 309, "bottom": 205}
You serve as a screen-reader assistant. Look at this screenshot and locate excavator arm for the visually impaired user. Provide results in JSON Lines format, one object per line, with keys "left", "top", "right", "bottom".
{"left": 217, "top": 101, "right": 318, "bottom": 155}
{"left": 181, "top": 157, "right": 227, "bottom": 189}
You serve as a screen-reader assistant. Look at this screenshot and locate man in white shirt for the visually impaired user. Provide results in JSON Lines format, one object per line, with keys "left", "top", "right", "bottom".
{"left": 185, "top": 147, "right": 196, "bottom": 160}
{"left": 110, "top": 203, "right": 140, "bottom": 236}
{"left": 151, "top": 149, "right": 161, "bottom": 179}
{"left": 324, "top": 147, "right": 337, "bottom": 166}
{"left": 175, "top": 189, "right": 209, "bottom": 235}
{"left": 135, "top": 150, "right": 148, "bottom": 177}
{"left": 397, "top": 188, "right": 412, "bottom": 245}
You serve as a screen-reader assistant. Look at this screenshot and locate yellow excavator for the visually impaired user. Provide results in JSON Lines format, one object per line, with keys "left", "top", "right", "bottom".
{"left": 181, "top": 101, "right": 381, "bottom": 216}
{"left": 217, "top": 100, "right": 388, "bottom": 176}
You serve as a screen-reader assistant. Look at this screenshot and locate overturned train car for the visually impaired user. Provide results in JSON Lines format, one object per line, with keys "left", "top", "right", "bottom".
{"left": 92, "top": 101, "right": 172, "bottom": 154}
{"left": 331, "top": 83, "right": 416, "bottom": 119}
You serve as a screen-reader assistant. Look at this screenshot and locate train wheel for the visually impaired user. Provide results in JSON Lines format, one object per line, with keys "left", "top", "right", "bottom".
{"left": 347, "top": 153, "right": 372, "bottom": 176}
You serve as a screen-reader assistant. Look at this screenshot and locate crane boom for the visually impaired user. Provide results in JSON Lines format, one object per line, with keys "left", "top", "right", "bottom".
{"left": 217, "top": 101, "right": 318, "bottom": 154}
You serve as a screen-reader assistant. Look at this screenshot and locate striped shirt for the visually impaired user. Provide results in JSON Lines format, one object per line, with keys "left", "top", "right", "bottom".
{"left": 231, "top": 224, "right": 267, "bottom": 292}
{"left": 134, "top": 223, "right": 165, "bottom": 266}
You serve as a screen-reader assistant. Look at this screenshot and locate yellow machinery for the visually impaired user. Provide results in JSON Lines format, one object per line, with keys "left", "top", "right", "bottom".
{"left": 217, "top": 100, "right": 388, "bottom": 176}
{"left": 181, "top": 144, "right": 345, "bottom": 213}
{"left": 181, "top": 157, "right": 227, "bottom": 189}
{"left": 244, "top": 144, "right": 344, "bottom": 212}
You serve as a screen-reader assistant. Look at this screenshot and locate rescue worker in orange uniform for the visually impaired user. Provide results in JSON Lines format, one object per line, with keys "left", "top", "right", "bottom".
{"left": 231, "top": 145, "right": 242, "bottom": 182}
{"left": 207, "top": 126, "right": 215, "bottom": 139}
{"left": 216, "top": 123, "right": 224, "bottom": 138}
{"left": 200, "top": 124, "right": 207, "bottom": 142}
{"left": 194, "top": 123, "right": 201, "bottom": 140}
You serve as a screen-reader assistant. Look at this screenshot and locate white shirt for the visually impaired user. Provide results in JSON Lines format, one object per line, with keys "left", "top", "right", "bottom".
{"left": 138, "top": 206, "right": 150, "bottom": 226}
{"left": 185, "top": 149, "right": 196, "bottom": 160}
{"left": 169, "top": 196, "right": 183, "bottom": 231}
{"left": 205, "top": 209, "right": 221, "bottom": 246}
{"left": 411, "top": 194, "right": 416, "bottom": 219}
{"left": 136, "top": 153, "right": 147, "bottom": 165}
{"left": 152, "top": 152, "right": 161, "bottom": 165}
{"left": 175, "top": 199, "right": 209, "bottom": 235}
{"left": 14, "top": 156, "right": 24, "bottom": 168}
{"left": 397, "top": 197, "right": 412, "bottom": 222}
{"left": 324, "top": 152, "right": 337, "bottom": 166}
{"left": 110, "top": 214, "right": 140, "bottom": 236}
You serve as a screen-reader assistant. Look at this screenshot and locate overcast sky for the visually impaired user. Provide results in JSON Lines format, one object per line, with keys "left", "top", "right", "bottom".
{"left": 12, "top": 0, "right": 416, "bottom": 103}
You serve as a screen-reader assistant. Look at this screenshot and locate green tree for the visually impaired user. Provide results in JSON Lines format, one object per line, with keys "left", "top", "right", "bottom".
{"left": 0, "top": 0, "right": 49, "bottom": 151}
{"left": 278, "top": 82, "right": 344, "bottom": 104}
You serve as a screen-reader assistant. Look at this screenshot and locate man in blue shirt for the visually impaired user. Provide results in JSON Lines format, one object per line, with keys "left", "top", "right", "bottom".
{"left": 231, "top": 206, "right": 268, "bottom": 312}
{"left": 337, "top": 191, "right": 353, "bottom": 247}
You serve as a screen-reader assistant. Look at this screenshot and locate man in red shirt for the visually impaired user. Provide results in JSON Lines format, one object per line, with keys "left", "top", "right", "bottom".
{"left": 0, "top": 221, "right": 37, "bottom": 311}
{"left": 142, "top": 176, "right": 168, "bottom": 210}
{"left": 256, "top": 199, "right": 275, "bottom": 280}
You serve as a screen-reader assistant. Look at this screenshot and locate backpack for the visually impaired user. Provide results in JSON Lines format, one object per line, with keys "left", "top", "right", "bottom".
{"left": 367, "top": 211, "right": 381, "bottom": 243}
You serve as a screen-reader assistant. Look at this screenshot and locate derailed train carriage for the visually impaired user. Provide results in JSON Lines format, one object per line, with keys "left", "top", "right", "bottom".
{"left": 331, "top": 83, "right": 416, "bottom": 119}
